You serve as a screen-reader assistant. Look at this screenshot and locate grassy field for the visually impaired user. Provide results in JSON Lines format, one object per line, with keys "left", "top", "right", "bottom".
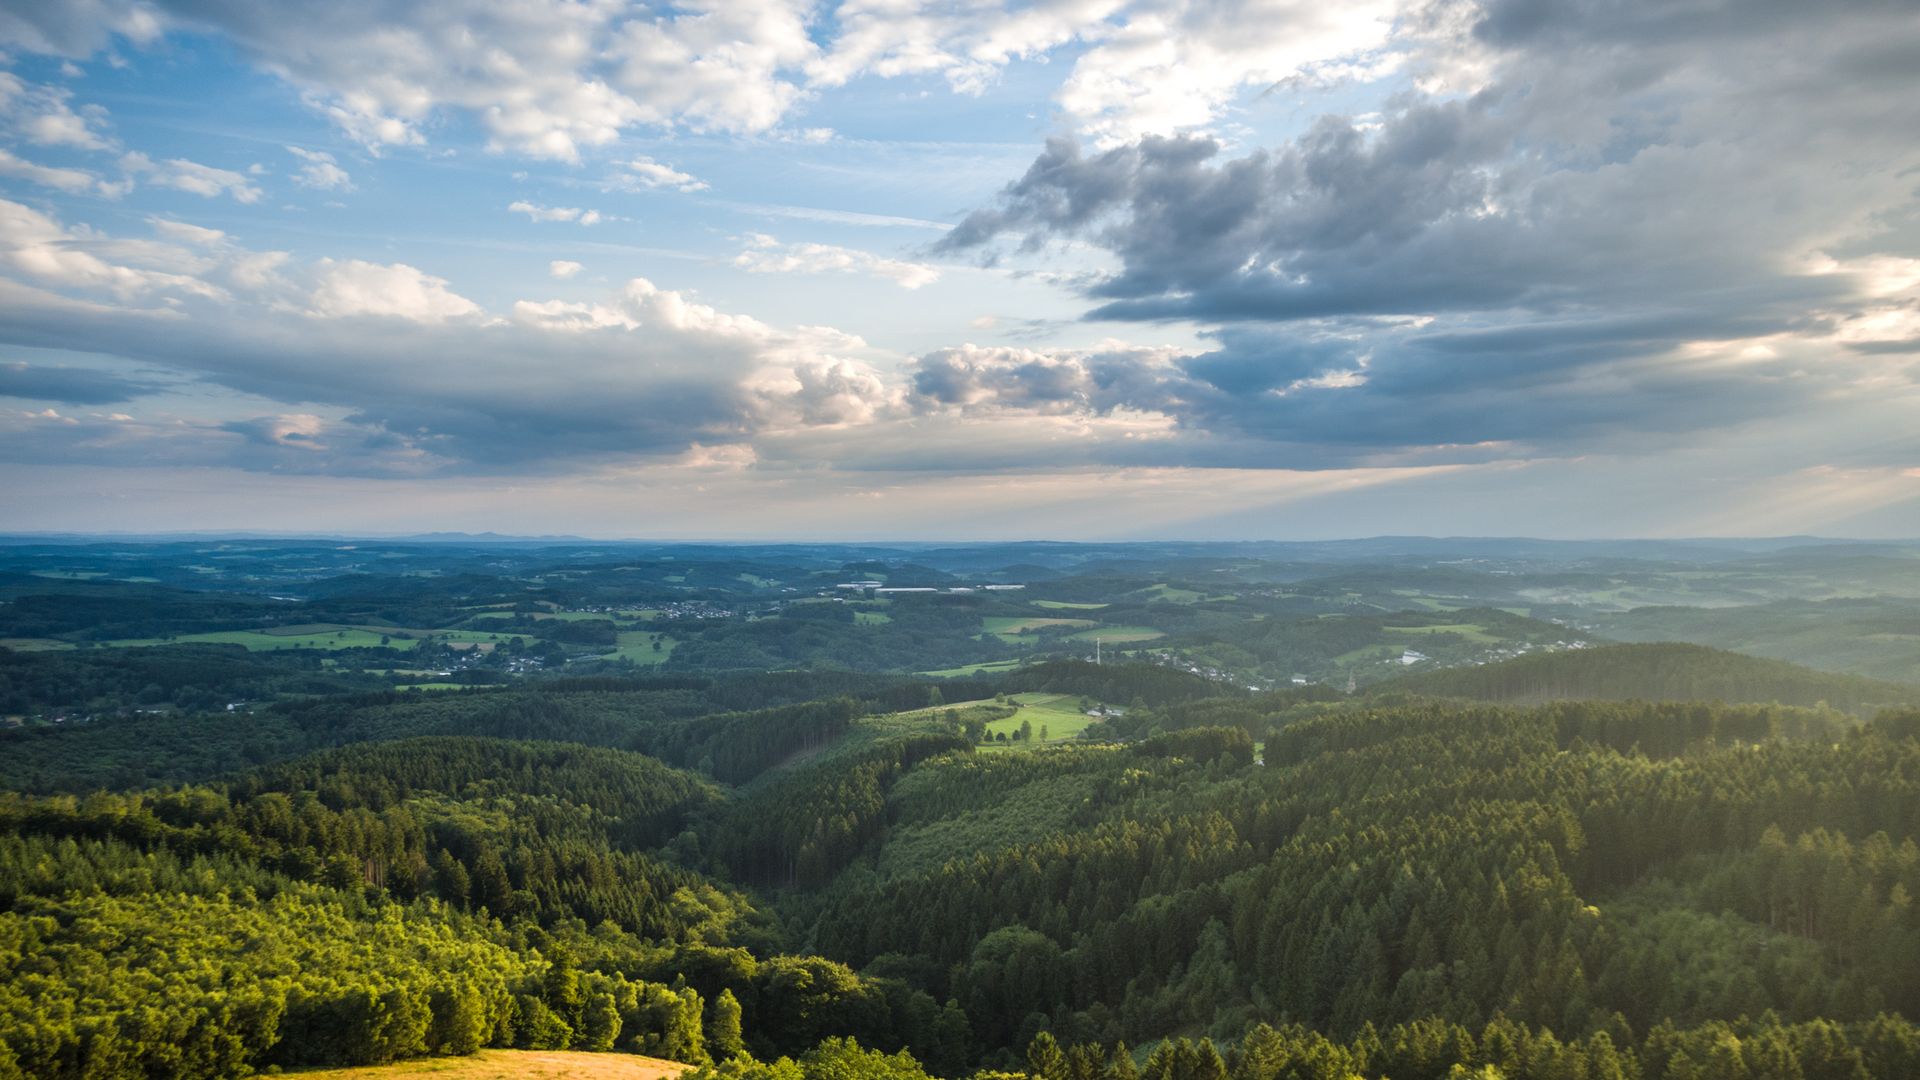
{"left": 602, "top": 630, "right": 675, "bottom": 665}
{"left": 1032, "top": 600, "right": 1109, "bottom": 610}
{"left": 854, "top": 611, "right": 893, "bottom": 625}
{"left": 918, "top": 658, "right": 1026, "bottom": 677}
{"left": 1132, "top": 583, "right": 1231, "bottom": 604}
{"left": 99, "top": 622, "right": 538, "bottom": 652}
{"left": 982, "top": 692, "right": 1102, "bottom": 747}
{"left": 105, "top": 629, "right": 422, "bottom": 651}
{"left": 465, "top": 610, "right": 607, "bottom": 622}
{"left": 1332, "top": 643, "right": 1406, "bottom": 665}
{"left": 1065, "top": 625, "right": 1164, "bottom": 643}
{"left": 982, "top": 616, "right": 1100, "bottom": 642}
{"left": 286, "top": 1049, "right": 689, "bottom": 1080}
{"left": 429, "top": 629, "right": 519, "bottom": 644}
{"left": 0, "top": 638, "right": 73, "bottom": 651}
{"left": 1383, "top": 622, "right": 1500, "bottom": 644}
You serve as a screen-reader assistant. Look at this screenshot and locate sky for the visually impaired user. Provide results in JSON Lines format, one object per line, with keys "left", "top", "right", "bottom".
{"left": 0, "top": 0, "right": 1917, "bottom": 541}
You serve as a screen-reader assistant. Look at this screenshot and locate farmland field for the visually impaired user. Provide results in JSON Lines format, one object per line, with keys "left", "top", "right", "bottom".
{"left": 464, "top": 610, "right": 607, "bottom": 622}
{"left": 96, "top": 623, "right": 530, "bottom": 652}
{"left": 1382, "top": 622, "right": 1500, "bottom": 644}
{"left": 982, "top": 691, "right": 1103, "bottom": 746}
{"left": 601, "top": 630, "right": 675, "bottom": 664}
{"left": 0, "top": 638, "right": 72, "bottom": 651}
{"left": 918, "top": 658, "right": 1026, "bottom": 676}
{"left": 1032, "top": 600, "right": 1108, "bottom": 610}
{"left": 982, "top": 615, "right": 1099, "bottom": 642}
{"left": 1064, "top": 624, "right": 1163, "bottom": 643}
{"left": 1132, "top": 583, "right": 1231, "bottom": 604}
{"left": 104, "top": 628, "right": 422, "bottom": 651}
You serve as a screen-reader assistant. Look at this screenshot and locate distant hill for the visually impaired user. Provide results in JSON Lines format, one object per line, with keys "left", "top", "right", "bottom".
{"left": 1379, "top": 641, "right": 1920, "bottom": 712}
{"left": 1594, "top": 597, "right": 1920, "bottom": 682}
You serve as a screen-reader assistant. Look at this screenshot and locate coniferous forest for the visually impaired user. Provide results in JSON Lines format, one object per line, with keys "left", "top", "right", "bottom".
{"left": 3, "top": 539, "right": 1920, "bottom": 1079}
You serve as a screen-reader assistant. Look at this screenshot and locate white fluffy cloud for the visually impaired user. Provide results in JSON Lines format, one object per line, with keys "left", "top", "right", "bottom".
{"left": 286, "top": 146, "right": 352, "bottom": 190}
{"left": 0, "top": 148, "right": 111, "bottom": 195}
{"left": 0, "top": 201, "right": 911, "bottom": 473}
{"left": 65, "top": 0, "right": 823, "bottom": 161}
{"left": 548, "top": 259, "right": 583, "bottom": 279}
{"left": 0, "top": 198, "right": 223, "bottom": 299}
{"left": 621, "top": 156, "right": 707, "bottom": 192}
{"left": 0, "top": 0, "right": 1416, "bottom": 164}
{"left": 734, "top": 234, "right": 941, "bottom": 289}
{"left": 509, "top": 201, "right": 602, "bottom": 225}
{"left": 0, "top": 1, "right": 165, "bottom": 57}
{"left": 0, "top": 71, "right": 115, "bottom": 149}
{"left": 306, "top": 259, "right": 481, "bottom": 322}
{"left": 119, "top": 152, "right": 261, "bottom": 203}
{"left": 1057, "top": 0, "right": 1400, "bottom": 144}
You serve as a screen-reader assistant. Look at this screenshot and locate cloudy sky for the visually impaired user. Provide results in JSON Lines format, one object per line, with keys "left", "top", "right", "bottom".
{"left": 0, "top": 0, "right": 1917, "bottom": 540}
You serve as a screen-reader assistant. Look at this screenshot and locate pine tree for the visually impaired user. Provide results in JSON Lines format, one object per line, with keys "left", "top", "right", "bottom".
{"left": 709, "top": 988, "right": 745, "bottom": 1060}
{"left": 1029, "top": 1031, "right": 1068, "bottom": 1080}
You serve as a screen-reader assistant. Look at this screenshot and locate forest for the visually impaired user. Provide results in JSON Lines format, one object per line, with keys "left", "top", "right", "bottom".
{"left": 3, "top": 538, "right": 1920, "bottom": 1078}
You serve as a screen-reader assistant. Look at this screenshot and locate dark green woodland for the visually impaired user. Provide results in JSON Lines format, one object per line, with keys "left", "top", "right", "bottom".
{"left": 4, "top": 538, "right": 1920, "bottom": 1079}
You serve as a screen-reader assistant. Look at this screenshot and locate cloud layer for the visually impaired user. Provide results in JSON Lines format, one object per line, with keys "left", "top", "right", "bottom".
{"left": 0, "top": 0, "right": 1916, "bottom": 537}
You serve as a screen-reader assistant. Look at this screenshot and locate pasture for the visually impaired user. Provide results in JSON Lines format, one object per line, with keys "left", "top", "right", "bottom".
{"left": 105, "top": 628, "right": 421, "bottom": 651}
{"left": 1132, "top": 583, "right": 1231, "bottom": 604}
{"left": 982, "top": 616, "right": 1099, "bottom": 642}
{"left": 100, "top": 624, "right": 531, "bottom": 652}
{"left": 1065, "top": 625, "right": 1163, "bottom": 643}
{"left": 0, "top": 638, "right": 72, "bottom": 651}
{"left": 602, "top": 630, "right": 675, "bottom": 665}
{"left": 982, "top": 692, "right": 1104, "bottom": 747}
{"left": 918, "top": 658, "right": 1026, "bottom": 677}
{"left": 1383, "top": 622, "right": 1500, "bottom": 644}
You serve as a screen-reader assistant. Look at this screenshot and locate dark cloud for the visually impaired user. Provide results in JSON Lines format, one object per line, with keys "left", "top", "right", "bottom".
{"left": 923, "top": 0, "right": 1920, "bottom": 468}
{"left": 1179, "top": 331, "right": 1365, "bottom": 395}
{"left": 945, "top": 1, "right": 1919, "bottom": 334}
{"left": 0, "top": 361, "right": 162, "bottom": 404}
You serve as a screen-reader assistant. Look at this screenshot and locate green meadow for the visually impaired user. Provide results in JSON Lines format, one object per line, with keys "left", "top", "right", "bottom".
{"left": 106, "top": 628, "right": 421, "bottom": 651}
{"left": 982, "top": 615, "right": 1099, "bottom": 642}
{"left": 601, "top": 631, "right": 675, "bottom": 665}
{"left": 1132, "top": 583, "right": 1232, "bottom": 604}
{"left": 0, "top": 638, "right": 72, "bottom": 652}
{"left": 917, "top": 658, "right": 1026, "bottom": 677}
{"left": 1383, "top": 622, "right": 1501, "bottom": 644}
{"left": 1065, "top": 625, "right": 1164, "bottom": 643}
{"left": 981, "top": 691, "right": 1102, "bottom": 747}
{"left": 99, "top": 624, "right": 530, "bottom": 653}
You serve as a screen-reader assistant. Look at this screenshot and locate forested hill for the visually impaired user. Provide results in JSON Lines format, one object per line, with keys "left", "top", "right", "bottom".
{"left": 7, "top": 652, "right": 1920, "bottom": 1079}
{"left": 1379, "top": 642, "right": 1920, "bottom": 712}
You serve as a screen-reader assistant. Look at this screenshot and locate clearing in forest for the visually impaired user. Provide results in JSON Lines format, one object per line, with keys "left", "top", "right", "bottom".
{"left": 286, "top": 1049, "right": 690, "bottom": 1080}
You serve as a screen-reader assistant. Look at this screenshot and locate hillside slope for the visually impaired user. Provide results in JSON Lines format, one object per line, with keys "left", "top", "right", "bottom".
{"left": 1379, "top": 641, "right": 1919, "bottom": 711}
